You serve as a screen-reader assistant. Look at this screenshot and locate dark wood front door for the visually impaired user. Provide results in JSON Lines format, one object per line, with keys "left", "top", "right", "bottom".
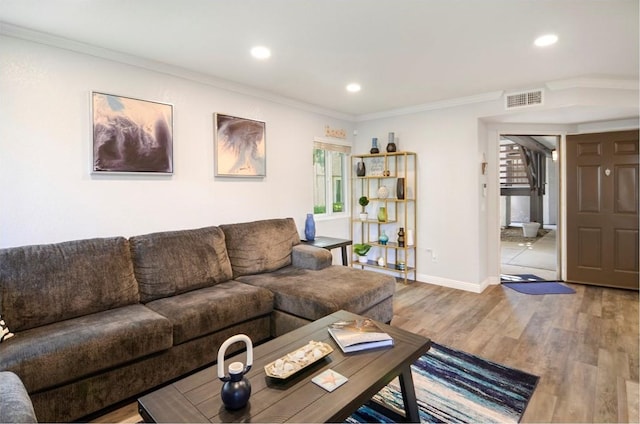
{"left": 566, "top": 130, "right": 639, "bottom": 290}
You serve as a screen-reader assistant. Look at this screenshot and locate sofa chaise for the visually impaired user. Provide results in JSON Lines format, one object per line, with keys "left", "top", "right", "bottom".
{"left": 0, "top": 218, "right": 395, "bottom": 422}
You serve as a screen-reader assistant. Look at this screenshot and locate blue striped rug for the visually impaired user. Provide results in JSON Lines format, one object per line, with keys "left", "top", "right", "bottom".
{"left": 347, "top": 343, "right": 539, "bottom": 423}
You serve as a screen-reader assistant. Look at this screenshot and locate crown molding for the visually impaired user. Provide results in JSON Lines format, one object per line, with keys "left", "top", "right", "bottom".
{"left": 4, "top": 22, "right": 636, "bottom": 124}
{"left": 546, "top": 77, "right": 639, "bottom": 91}
{"left": 0, "top": 22, "right": 357, "bottom": 122}
{"left": 355, "top": 91, "right": 505, "bottom": 122}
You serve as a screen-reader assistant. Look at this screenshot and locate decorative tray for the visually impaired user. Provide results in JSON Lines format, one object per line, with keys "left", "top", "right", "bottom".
{"left": 264, "top": 340, "right": 333, "bottom": 379}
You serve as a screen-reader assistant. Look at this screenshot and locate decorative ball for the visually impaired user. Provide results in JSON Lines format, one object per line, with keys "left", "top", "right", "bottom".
{"left": 377, "top": 186, "right": 389, "bottom": 199}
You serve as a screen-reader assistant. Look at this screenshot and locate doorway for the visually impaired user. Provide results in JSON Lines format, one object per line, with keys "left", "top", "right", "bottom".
{"left": 500, "top": 134, "right": 560, "bottom": 281}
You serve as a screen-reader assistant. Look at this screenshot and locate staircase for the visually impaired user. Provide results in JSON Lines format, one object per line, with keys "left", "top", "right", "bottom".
{"left": 500, "top": 141, "right": 530, "bottom": 188}
{"left": 500, "top": 137, "right": 547, "bottom": 226}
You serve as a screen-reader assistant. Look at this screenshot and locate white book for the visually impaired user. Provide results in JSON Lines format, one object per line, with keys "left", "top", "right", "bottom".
{"left": 328, "top": 319, "right": 394, "bottom": 353}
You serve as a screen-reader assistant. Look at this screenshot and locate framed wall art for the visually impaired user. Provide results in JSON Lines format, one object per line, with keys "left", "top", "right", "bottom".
{"left": 92, "top": 92, "right": 173, "bottom": 174}
{"left": 214, "top": 113, "right": 266, "bottom": 177}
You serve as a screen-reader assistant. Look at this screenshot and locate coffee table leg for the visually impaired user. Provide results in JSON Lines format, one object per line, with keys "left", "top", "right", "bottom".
{"left": 398, "top": 366, "right": 420, "bottom": 422}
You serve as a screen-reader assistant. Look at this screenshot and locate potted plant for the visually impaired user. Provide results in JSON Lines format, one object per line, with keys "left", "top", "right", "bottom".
{"left": 353, "top": 243, "right": 372, "bottom": 263}
{"left": 358, "top": 196, "right": 370, "bottom": 221}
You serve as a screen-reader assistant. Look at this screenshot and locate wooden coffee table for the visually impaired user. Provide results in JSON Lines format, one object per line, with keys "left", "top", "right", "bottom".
{"left": 138, "top": 310, "right": 430, "bottom": 423}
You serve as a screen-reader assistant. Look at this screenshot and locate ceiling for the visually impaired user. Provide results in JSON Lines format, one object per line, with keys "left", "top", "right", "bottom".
{"left": 1, "top": 0, "right": 638, "bottom": 120}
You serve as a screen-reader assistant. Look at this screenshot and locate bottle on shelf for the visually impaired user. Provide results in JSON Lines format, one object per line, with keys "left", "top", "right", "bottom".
{"left": 377, "top": 207, "right": 387, "bottom": 222}
{"left": 370, "top": 138, "right": 379, "bottom": 154}
{"left": 386, "top": 132, "right": 397, "bottom": 152}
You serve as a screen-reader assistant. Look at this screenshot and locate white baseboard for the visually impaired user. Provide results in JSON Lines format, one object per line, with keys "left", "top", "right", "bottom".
{"left": 414, "top": 272, "right": 491, "bottom": 293}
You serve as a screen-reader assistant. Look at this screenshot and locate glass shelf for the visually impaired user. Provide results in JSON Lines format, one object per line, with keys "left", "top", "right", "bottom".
{"left": 352, "top": 218, "right": 398, "bottom": 224}
{"left": 353, "top": 260, "right": 415, "bottom": 273}
{"left": 369, "top": 242, "right": 416, "bottom": 249}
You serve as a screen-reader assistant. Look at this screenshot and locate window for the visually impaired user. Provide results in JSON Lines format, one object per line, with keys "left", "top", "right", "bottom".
{"left": 313, "top": 141, "right": 350, "bottom": 216}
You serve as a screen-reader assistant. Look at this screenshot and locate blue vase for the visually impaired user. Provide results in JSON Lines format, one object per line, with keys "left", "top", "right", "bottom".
{"left": 304, "top": 214, "right": 316, "bottom": 241}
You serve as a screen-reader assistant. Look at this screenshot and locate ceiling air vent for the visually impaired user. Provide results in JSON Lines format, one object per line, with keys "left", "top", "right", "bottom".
{"left": 505, "top": 89, "right": 544, "bottom": 109}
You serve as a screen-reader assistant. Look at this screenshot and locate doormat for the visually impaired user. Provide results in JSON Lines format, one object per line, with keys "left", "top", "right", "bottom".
{"left": 500, "top": 274, "right": 575, "bottom": 295}
{"left": 347, "top": 342, "right": 539, "bottom": 423}
{"left": 502, "top": 281, "right": 575, "bottom": 295}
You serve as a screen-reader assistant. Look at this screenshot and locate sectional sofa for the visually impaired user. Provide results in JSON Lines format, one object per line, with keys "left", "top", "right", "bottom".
{"left": 0, "top": 217, "right": 395, "bottom": 422}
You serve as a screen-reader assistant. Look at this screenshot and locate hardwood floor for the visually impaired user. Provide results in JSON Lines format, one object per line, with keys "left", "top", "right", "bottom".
{"left": 392, "top": 281, "right": 639, "bottom": 423}
{"left": 93, "top": 281, "right": 639, "bottom": 423}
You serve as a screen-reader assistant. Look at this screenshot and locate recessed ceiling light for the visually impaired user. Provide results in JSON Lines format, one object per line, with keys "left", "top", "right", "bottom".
{"left": 250, "top": 46, "right": 271, "bottom": 59}
{"left": 534, "top": 34, "right": 558, "bottom": 47}
{"left": 346, "top": 83, "right": 361, "bottom": 93}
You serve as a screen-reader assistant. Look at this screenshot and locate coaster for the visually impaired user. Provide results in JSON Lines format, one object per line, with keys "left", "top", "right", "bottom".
{"left": 312, "top": 369, "right": 348, "bottom": 392}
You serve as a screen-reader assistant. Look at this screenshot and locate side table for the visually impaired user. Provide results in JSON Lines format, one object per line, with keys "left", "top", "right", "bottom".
{"left": 302, "top": 236, "right": 352, "bottom": 266}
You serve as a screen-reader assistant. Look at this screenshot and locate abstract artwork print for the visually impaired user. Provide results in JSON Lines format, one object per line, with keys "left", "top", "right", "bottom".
{"left": 214, "top": 113, "right": 266, "bottom": 177}
{"left": 92, "top": 92, "right": 173, "bottom": 174}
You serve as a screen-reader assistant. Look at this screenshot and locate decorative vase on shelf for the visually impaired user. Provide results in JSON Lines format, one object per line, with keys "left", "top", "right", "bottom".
{"left": 377, "top": 185, "right": 389, "bottom": 199}
{"left": 378, "top": 230, "right": 389, "bottom": 245}
{"left": 356, "top": 159, "right": 366, "bottom": 177}
{"left": 386, "top": 132, "right": 397, "bottom": 152}
{"left": 304, "top": 213, "right": 316, "bottom": 241}
{"left": 396, "top": 178, "right": 405, "bottom": 200}
{"left": 217, "top": 334, "right": 253, "bottom": 410}
{"left": 370, "top": 138, "right": 380, "bottom": 154}
{"left": 397, "top": 227, "right": 405, "bottom": 247}
{"left": 377, "top": 207, "right": 387, "bottom": 222}
{"left": 406, "top": 229, "right": 414, "bottom": 246}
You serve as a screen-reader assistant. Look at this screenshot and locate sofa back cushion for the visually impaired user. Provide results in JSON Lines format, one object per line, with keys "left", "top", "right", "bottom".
{"left": 220, "top": 218, "right": 300, "bottom": 278}
{"left": 129, "top": 226, "right": 233, "bottom": 303}
{"left": 0, "top": 237, "right": 139, "bottom": 332}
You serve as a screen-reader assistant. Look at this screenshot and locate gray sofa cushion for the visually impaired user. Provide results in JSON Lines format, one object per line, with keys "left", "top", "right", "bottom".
{"left": 0, "top": 305, "right": 172, "bottom": 393}
{"left": 221, "top": 218, "right": 301, "bottom": 278}
{"left": 291, "top": 244, "right": 332, "bottom": 270}
{"left": 130, "top": 226, "right": 233, "bottom": 303}
{"left": 145, "top": 281, "right": 274, "bottom": 345}
{"left": 0, "top": 237, "right": 139, "bottom": 332}
{"left": 236, "top": 265, "right": 395, "bottom": 321}
{"left": 0, "top": 371, "right": 37, "bottom": 423}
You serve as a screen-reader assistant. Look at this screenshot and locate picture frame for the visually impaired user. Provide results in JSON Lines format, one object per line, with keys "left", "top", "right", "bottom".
{"left": 92, "top": 91, "right": 173, "bottom": 174}
{"left": 214, "top": 113, "right": 266, "bottom": 177}
{"left": 368, "top": 157, "right": 385, "bottom": 176}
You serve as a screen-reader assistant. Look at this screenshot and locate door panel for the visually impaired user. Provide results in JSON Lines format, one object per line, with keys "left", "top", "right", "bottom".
{"left": 567, "top": 130, "right": 639, "bottom": 290}
{"left": 578, "top": 228, "right": 602, "bottom": 269}
{"left": 615, "top": 229, "right": 639, "bottom": 272}
{"left": 578, "top": 166, "right": 601, "bottom": 212}
{"left": 615, "top": 165, "right": 638, "bottom": 214}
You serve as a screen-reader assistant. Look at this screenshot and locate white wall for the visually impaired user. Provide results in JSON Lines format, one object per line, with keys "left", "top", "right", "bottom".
{"left": 2, "top": 34, "right": 637, "bottom": 290}
{"left": 355, "top": 89, "right": 638, "bottom": 292}
{"left": 0, "top": 36, "right": 354, "bottom": 249}
{"left": 354, "top": 100, "right": 501, "bottom": 291}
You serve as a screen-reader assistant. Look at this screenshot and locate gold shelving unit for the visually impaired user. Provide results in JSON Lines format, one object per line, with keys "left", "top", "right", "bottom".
{"left": 350, "top": 151, "right": 417, "bottom": 283}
